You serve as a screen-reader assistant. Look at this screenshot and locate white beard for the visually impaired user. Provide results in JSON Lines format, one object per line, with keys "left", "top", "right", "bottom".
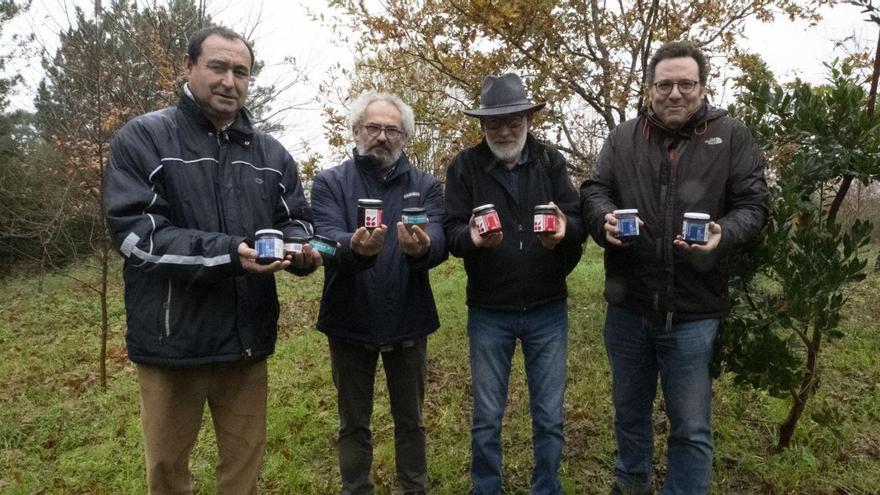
{"left": 486, "top": 130, "right": 527, "bottom": 164}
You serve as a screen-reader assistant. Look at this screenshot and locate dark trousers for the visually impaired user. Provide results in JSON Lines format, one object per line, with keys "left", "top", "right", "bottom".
{"left": 328, "top": 336, "right": 428, "bottom": 495}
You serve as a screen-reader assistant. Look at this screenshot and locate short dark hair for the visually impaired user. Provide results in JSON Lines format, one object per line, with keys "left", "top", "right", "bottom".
{"left": 647, "top": 41, "right": 708, "bottom": 86}
{"left": 186, "top": 26, "right": 254, "bottom": 71}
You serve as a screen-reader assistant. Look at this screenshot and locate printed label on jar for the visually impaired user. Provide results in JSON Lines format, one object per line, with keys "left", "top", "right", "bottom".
{"left": 475, "top": 211, "right": 502, "bottom": 235}
{"left": 256, "top": 237, "right": 283, "bottom": 260}
{"left": 534, "top": 214, "right": 557, "bottom": 233}
{"left": 363, "top": 208, "right": 382, "bottom": 229}
{"left": 284, "top": 242, "right": 304, "bottom": 254}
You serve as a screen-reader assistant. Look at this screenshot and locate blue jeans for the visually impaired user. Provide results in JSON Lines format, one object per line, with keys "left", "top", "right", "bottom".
{"left": 468, "top": 300, "right": 568, "bottom": 495}
{"left": 604, "top": 305, "right": 719, "bottom": 495}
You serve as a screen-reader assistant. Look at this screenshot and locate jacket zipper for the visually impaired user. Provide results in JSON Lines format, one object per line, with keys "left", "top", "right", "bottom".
{"left": 163, "top": 280, "right": 172, "bottom": 338}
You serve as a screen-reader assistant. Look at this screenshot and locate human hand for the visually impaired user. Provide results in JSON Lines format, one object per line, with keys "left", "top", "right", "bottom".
{"left": 538, "top": 202, "right": 566, "bottom": 250}
{"left": 238, "top": 242, "right": 291, "bottom": 273}
{"left": 603, "top": 212, "right": 644, "bottom": 247}
{"left": 286, "top": 244, "right": 324, "bottom": 270}
{"left": 397, "top": 222, "right": 430, "bottom": 258}
{"left": 350, "top": 225, "right": 387, "bottom": 257}
{"left": 469, "top": 215, "right": 503, "bottom": 248}
{"left": 674, "top": 221, "right": 722, "bottom": 254}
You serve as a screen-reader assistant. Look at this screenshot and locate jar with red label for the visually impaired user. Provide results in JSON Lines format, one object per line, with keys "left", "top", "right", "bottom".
{"left": 533, "top": 204, "right": 557, "bottom": 234}
{"left": 472, "top": 204, "right": 502, "bottom": 237}
{"left": 357, "top": 199, "right": 383, "bottom": 231}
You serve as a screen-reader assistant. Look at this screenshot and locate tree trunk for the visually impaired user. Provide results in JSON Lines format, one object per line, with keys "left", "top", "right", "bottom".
{"left": 777, "top": 328, "right": 821, "bottom": 450}
{"left": 827, "top": 175, "right": 852, "bottom": 225}
{"left": 99, "top": 242, "right": 109, "bottom": 389}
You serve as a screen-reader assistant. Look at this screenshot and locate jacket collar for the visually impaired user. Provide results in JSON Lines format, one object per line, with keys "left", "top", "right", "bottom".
{"left": 353, "top": 148, "right": 412, "bottom": 183}
{"left": 641, "top": 98, "right": 726, "bottom": 139}
{"left": 178, "top": 88, "right": 255, "bottom": 142}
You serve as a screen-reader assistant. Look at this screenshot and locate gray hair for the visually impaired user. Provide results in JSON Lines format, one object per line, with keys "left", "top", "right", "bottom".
{"left": 349, "top": 91, "right": 416, "bottom": 137}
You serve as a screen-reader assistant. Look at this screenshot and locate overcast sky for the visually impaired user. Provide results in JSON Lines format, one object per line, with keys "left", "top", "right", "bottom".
{"left": 3, "top": 1, "right": 873, "bottom": 163}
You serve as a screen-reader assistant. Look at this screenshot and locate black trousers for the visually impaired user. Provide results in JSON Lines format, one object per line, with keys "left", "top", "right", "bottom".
{"left": 328, "top": 336, "right": 428, "bottom": 495}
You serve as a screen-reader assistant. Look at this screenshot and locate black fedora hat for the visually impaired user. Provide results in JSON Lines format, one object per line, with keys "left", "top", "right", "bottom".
{"left": 464, "top": 73, "right": 546, "bottom": 117}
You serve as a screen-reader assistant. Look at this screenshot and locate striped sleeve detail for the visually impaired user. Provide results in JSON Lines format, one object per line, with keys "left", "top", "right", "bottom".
{"left": 120, "top": 232, "right": 232, "bottom": 267}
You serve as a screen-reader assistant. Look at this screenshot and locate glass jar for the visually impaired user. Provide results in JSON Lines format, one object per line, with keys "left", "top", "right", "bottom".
{"left": 472, "top": 204, "right": 502, "bottom": 237}
{"left": 613, "top": 209, "right": 640, "bottom": 239}
{"left": 254, "top": 229, "right": 284, "bottom": 264}
{"left": 682, "top": 212, "right": 710, "bottom": 244}
{"left": 533, "top": 204, "right": 557, "bottom": 234}
{"left": 401, "top": 207, "right": 428, "bottom": 233}
{"left": 357, "top": 199, "right": 383, "bottom": 231}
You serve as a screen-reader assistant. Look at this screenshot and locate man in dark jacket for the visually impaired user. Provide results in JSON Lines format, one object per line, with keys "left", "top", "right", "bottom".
{"left": 310, "top": 90, "right": 447, "bottom": 495}
{"left": 581, "top": 41, "right": 768, "bottom": 494}
{"left": 104, "top": 26, "right": 321, "bottom": 494}
{"left": 444, "top": 73, "right": 584, "bottom": 494}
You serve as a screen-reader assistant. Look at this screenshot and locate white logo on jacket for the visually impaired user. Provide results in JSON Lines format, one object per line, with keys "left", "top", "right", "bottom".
{"left": 704, "top": 137, "right": 723, "bottom": 145}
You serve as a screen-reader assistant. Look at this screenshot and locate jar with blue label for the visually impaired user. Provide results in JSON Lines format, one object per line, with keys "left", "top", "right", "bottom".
{"left": 682, "top": 212, "right": 710, "bottom": 244}
{"left": 310, "top": 235, "right": 339, "bottom": 259}
{"left": 613, "top": 209, "right": 639, "bottom": 239}
{"left": 255, "top": 229, "right": 284, "bottom": 264}
{"left": 401, "top": 207, "right": 428, "bottom": 233}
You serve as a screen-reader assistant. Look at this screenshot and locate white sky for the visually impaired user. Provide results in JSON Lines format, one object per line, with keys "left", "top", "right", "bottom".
{"left": 2, "top": 1, "right": 874, "bottom": 163}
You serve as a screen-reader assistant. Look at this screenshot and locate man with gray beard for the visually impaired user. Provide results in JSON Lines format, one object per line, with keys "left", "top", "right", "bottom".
{"left": 310, "top": 90, "right": 448, "bottom": 494}
{"left": 444, "top": 73, "right": 585, "bottom": 494}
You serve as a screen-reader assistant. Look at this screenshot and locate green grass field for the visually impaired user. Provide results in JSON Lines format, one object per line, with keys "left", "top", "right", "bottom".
{"left": 1, "top": 248, "right": 879, "bottom": 494}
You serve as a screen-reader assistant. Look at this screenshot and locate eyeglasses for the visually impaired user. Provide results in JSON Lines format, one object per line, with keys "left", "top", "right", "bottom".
{"left": 482, "top": 114, "right": 525, "bottom": 130}
{"left": 652, "top": 80, "right": 700, "bottom": 95}
{"left": 361, "top": 124, "right": 403, "bottom": 140}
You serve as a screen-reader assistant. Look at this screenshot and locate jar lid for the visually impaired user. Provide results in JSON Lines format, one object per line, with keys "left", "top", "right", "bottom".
{"left": 613, "top": 209, "right": 639, "bottom": 215}
{"left": 255, "top": 229, "right": 283, "bottom": 237}
{"left": 402, "top": 207, "right": 426, "bottom": 214}
{"left": 683, "top": 212, "right": 710, "bottom": 220}
{"left": 534, "top": 204, "right": 556, "bottom": 212}
{"left": 358, "top": 198, "right": 383, "bottom": 206}
{"left": 472, "top": 204, "right": 496, "bottom": 214}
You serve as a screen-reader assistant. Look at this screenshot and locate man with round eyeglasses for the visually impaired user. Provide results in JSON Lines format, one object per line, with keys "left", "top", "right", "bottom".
{"left": 581, "top": 41, "right": 768, "bottom": 494}
{"left": 310, "top": 90, "right": 448, "bottom": 495}
{"left": 444, "top": 73, "right": 585, "bottom": 494}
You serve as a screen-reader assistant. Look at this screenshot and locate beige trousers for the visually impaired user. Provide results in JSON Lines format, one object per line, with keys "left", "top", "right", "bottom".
{"left": 136, "top": 360, "right": 268, "bottom": 495}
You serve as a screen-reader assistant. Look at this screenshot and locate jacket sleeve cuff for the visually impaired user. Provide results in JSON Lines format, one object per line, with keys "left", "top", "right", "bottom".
{"left": 229, "top": 236, "right": 247, "bottom": 276}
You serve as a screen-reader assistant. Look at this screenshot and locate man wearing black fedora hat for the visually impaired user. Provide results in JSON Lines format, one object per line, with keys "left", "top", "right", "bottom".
{"left": 444, "top": 73, "right": 585, "bottom": 494}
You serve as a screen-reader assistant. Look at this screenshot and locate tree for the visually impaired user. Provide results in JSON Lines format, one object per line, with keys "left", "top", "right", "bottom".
{"left": 321, "top": 0, "right": 827, "bottom": 178}
{"left": 720, "top": 54, "right": 879, "bottom": 450}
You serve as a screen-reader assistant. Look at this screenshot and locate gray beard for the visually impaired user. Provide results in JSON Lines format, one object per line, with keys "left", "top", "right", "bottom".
{"left": 486, "top": 132, "right": 527, "bottom": 165}
{"left": 356, "top": 144, "right": 401, "bottom": 170}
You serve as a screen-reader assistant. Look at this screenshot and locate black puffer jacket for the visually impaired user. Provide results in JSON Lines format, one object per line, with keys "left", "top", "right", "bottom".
{"left": 104, "top": 94, "right": 313, "bottom": 367}
{"left": 444, "top": 135, "right": 585, "bottom": 311}
{"left": 580, "top": 102, "right": 768, "bottom": 322}
{"left": 310, "top": 151, "right": 447, "bottom": 345}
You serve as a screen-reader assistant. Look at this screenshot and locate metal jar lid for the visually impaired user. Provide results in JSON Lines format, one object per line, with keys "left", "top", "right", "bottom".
{"left": 472, "top": 204, "right": 496, "bottom": 215}
{"left": 683, "top": 212, "right": 710, "bottom": 220}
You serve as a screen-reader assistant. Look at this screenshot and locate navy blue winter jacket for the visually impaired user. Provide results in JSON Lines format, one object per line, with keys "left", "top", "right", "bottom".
{"left": 104, "top": 94, "right": 313, "bottom": 367}
{"left": 311, "top": 151, "right": 448, "bottom": 345}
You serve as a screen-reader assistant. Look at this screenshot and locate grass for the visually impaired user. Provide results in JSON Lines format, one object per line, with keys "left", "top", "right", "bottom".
{"left": 1, "top": 248, "right": 879, "bottom": 494}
